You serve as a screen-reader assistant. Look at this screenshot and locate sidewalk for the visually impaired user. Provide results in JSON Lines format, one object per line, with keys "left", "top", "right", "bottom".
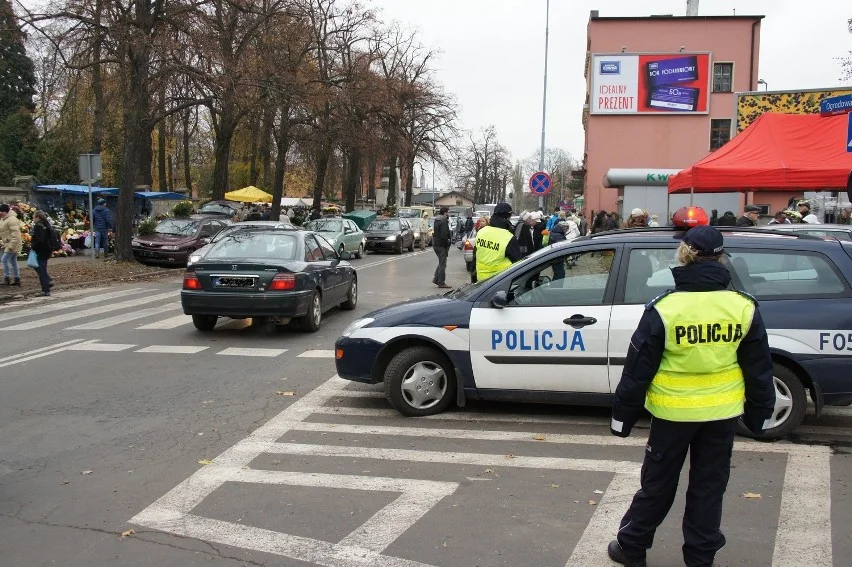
{"left": 1, "top": 253, "right": 178, "bottom": 303}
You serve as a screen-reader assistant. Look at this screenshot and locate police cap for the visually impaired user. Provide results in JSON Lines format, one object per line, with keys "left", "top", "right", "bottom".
{"left": 494, "top": 202, "right": 512, "bottom": 216}
{"left": 683, "top": 225, "right": 724, "bottom": 256}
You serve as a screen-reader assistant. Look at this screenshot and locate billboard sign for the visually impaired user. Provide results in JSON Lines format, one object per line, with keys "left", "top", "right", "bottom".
{"left": 590, "top": 53, "right": 711, "bottom": 114}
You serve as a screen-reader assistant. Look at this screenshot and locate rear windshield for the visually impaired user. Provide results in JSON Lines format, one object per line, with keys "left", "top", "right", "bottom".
{"left": 200, "top": 203, "right": 235, "bottom": 215}
{"left": 206, "top": 232, "right": 297, "bottom": 261}
{"left": 307, "top": 219, "right": 343, "bottom": 233}
{"left": 367, "top": 219, "right": 400, "bottom": 231}
{"left": 155, "top": 219, "right": 199, "bottom": 236}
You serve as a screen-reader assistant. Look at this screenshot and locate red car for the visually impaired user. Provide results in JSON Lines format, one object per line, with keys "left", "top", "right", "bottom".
{"left": 132, "top": 216, "right": 230, "bottom": 266}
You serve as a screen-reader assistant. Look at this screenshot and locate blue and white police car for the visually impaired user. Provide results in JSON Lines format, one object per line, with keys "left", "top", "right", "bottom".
{"left": 335, "top": 208, "right": 852, "bottom": 439}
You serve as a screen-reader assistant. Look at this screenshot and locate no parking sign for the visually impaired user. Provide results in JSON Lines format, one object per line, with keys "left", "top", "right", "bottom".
{"left": 529, "top": 171, "right": 552, "bottom": 196}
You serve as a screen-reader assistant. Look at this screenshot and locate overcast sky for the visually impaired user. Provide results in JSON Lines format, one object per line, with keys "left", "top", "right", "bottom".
{"left": 370, "top": 0, "right": 852, "bottom": 164}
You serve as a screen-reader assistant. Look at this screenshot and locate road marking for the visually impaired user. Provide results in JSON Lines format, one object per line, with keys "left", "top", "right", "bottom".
{"left": 136, "top": 314, "right": 192, "bottom": 329}
{"left": 217, "top": 347, "right": 288, "bottom": 358}
{"left": 136, "top": 345, "right": 208, "bottom": 354}
{"left": 0, "top": 290, "right": 177, "bottom": 330}
{"left": 297, "top": 350, "right": 335, "bottom": 358}
{"left": 772, "top": 449, "right": 833, "bottom": 567}
{"left": 565, "top": 473, "right": 636, "bottom": 567}
{"left": 0, "top": 339, "right": 92, "bottom": 368}
{"left": 65, "top": 302, "right": 181, "bottom": 330}
{"left": 317, "top": 404, "right": 621, "bottom": 426}
{"left": 357, "top": 251, "right": 430, "bottom": 270}
{"left": 0, "top": 287, "right": 145, "bottom": 321}
{"left": 66, "top": 342, "right": 136, "bottom": 352}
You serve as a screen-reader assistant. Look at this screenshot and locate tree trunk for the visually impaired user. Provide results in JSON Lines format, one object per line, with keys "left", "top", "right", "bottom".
{"left": 271, "top": 108, "right": 291, "bottom": 221}
{"left": 182, "top": 109, "right": 192, "bottom": 195}
{"left": 157, "top": 118, "right": 167, "bottom": 191}
{"left": 312, "top": 136, "right": 332, "bottom": 211}
{"left": 403, "top": 153, "right": 414, "bottom": 207}
{"left": 344, "top": 148, "right": 360, "bottom": 212}
{"left": 136, "top": 126, "right": 154, "bottom": 188}
{"left": 210, "top": 123, "right": 236, "bottom": 200}
{"left": 249, "top": 111, "right": 260, "bottom": 186}
{"left": 367, "top": 153, "right": 377, "bottom": 201}
{"left": 260, "top": 105, "right": 274, "bottom": 190}
{"left": 386, "top": 156, "right": 397, "bottom": 207}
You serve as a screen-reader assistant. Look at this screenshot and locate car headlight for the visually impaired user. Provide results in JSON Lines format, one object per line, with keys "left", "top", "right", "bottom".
{"left": 385, "top": 235, "right": 397, "bottom": 241}
{"left": 187, "top": 254, "right": 202, "bottom": 266}
{"left": 131, "top": 239, "right": 140, "bottom": 246}
{"left": 161, "top": 245, "right": 180, "bottom": 251}
{"left": 341, "top": 317, "right": 374, "bottom": 337}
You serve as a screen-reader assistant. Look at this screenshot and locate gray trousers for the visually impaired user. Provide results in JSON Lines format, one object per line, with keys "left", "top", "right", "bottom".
{"left": 433, "top": 246, "right": 448, "bottom": 284}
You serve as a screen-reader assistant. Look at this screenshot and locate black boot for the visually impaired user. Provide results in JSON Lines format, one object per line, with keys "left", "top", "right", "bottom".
{"left": 3, "top": 277, "right": 9, "bottom": 285}
{"left": 12, "top": 277, "right": 20, "bottom": 286}
{"left": 607, "top": 540, "right": 647, "bottom": 567}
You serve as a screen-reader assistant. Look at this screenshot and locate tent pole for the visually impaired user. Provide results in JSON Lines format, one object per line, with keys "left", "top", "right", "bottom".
{"left": 690, "top": 187, "right": 694, "bottom": 206}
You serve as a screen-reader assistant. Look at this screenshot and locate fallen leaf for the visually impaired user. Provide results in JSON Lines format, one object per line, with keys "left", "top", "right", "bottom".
{"left": 120, "top": 529, "right": 135, "bottom": 539}
{"left": 197, "top": 459, "right": 214, "bottom": 465}
{"left": 588, "top": 499, "right": 597, "bottom": 506}
{"left": 533, "top": 434, "right": 546, "bottom": 441}
{"left": 61, "top": 480, "right": 70, "bottom": 485}
{"left": 550, "top": 483, "right": 560, "bottom": 488}
{"left": 505, "top": 454, "right": 517, "bottom": 459}
{"left": 442, "top": 542, "right": 448, "bottom": 548}
{"left": 81, "top": 470, "right": 93, "bottom": 475}
{"left": 276, "top": 391, "right": 296, "bottom": 397}
{"left": 742, "top": 492, "right": 762, "bottom": 499}
{"left": 593, "top": 489, "right": 604, "bottom": 494}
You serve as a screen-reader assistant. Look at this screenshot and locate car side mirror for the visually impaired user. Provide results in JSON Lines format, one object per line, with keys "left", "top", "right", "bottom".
{"left": 340, "top": 251, "right": 353, "bottom": 260}
{"left": 491, "top": 290, "right": 508, "bottom": 309}
{"left": 200, "top": 238, "right": 211, "bottom": 245}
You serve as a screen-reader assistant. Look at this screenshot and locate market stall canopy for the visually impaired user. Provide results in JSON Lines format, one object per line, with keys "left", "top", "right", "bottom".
{"left": 668, "top": 113, "right": 852, "bottom": 194}
{"left": 97, "top": 189, "right": 187, "bottom": 200}
{"left": 225, "top": 186, "right": 273, "bottom": 203}
{"left": 342, "top": 210, "right": 376, "bottom": 230}
{"left": 280, "top": 197, "right": 314, "bottom": 207}
{"left": 36, "top": 184, "right": 119, "bottom": 195}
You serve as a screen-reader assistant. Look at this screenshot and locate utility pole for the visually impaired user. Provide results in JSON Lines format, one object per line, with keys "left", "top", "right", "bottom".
{"left": 538, "top": 0, "right": 550, "bottom": 209}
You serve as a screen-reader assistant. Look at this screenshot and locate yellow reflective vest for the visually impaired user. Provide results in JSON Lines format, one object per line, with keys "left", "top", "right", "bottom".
{"left": 475, "top": 225, "right": 514, "bottom": 281}
{"left": 646, "top": 290, "right": 755, "bottom": 422}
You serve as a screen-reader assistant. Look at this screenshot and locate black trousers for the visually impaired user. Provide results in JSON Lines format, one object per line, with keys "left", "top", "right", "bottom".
{"left": 617, "top": 416, "right": 738, "bottom": 567}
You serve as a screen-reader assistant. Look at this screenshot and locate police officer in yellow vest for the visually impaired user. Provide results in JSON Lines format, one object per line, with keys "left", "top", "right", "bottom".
{"left": 608, "top": 225, "right": 775, "bottom": 567}
{"left": 474, "top": 202, "right": 524, "bottom": 281}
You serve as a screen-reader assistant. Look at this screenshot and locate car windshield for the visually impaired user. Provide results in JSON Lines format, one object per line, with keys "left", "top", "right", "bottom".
{"left": 307, "top": 219, "right": 343, "bottom": 233}
{"left": 367, "top": 219, "right": 400, "bottom": 231}
{"left": 155, "top": 219, "right": 199, "bottom": 236}
{"left": 210, "top": 224, "right": 289, "bottom": 243}
{"left": 200, "top": 203, "right": 235, "bottom": 215}
{"left": 397, "top": 208, "right": 420, "bottom": 218}
{"left": 205, "top": 232, "right": 297, "bottom": 261}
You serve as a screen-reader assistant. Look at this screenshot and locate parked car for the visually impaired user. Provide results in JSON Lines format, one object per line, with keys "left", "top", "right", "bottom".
{"left": 132, "top": 216, "right": 229, "bottom": 266}
{"left": 198, "top": 200, "right": 241, "bottom": 220}
{"left": 182, "top": 230, "right": 357, "bottom": 332}
{"left": 756, "top": 223, "right": 852, "bottom": 241}
{"left": 305, "top": 218, "right": 365, "bottom": 258}
{"left": 364, "top": 217, "right": 415, "bottom": 253}
{"left": 187, "top": 221, "right": 297, "bottom": 266}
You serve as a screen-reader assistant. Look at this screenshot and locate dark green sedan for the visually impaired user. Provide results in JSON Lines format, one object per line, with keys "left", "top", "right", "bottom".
{"left": 181, "top": 229, "right": 357, "bottom": 332}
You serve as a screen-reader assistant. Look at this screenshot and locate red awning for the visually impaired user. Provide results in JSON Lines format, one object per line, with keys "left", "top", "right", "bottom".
{"left": 668, "top": 113, "right": 852, "bottom": 194}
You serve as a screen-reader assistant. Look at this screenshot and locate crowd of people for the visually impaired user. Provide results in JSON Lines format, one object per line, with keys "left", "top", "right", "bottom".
{"left": 0, "top": 203, "right": 61, "bottom": 295}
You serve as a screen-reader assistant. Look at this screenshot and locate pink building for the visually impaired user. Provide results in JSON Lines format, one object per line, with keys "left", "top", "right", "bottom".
{"left": 582, "top": 11, "right": 766, "bottom": 221}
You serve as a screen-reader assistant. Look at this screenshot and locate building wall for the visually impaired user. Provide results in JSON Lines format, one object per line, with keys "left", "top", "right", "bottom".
{"left": 583, "top": 15, "right": 762, "bottom": 216}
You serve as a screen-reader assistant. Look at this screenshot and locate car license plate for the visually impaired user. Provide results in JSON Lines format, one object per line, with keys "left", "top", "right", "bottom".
{"left": 139, "top": 250, "right": 157, "bottom": 257}
{"left": 213, "top": 276, "right": 255, "bottom": 288}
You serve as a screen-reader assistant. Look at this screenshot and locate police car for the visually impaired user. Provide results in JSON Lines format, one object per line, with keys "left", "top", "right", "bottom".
{"left": 335, "top": 208, "right": 852, "bottom": 439}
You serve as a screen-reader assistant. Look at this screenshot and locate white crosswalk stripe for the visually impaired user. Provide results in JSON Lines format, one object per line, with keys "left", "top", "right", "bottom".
{"left": 136, "top": 314, "right": 192, "bottom": 330}
{"left": 297, "top": 350, "right": 335, "bottom": 358}
{"left": 1, "top": 287, "right": 147, "bottom": 323}
{"left": 66, "top": 302, "right": 182, "bottom": 330}
{"left": 135, "top": 345, "right": 208, "bottom": 354}
{"left": 66, "top": 342, "right": 136, "bottom": 352}
{"left": 217, "top": 347, "right": 288, "bottom": 357}
{"left": 0, "top": 290, "right": 177, "bottom": 331}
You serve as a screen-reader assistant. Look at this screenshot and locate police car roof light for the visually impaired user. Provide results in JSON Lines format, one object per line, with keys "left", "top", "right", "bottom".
{"left": 671, "top": 206, "right": 709, "bottom": 229}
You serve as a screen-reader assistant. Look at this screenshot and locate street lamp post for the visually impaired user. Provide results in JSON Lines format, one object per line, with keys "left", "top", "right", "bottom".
{"left": 758, "top": 79, "right": 768, "bottom": 91}
{"left": 538, "top": 0, "right": 550, "bottom": 209}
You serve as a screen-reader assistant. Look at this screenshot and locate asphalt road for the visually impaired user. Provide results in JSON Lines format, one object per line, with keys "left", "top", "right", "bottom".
{"left": 0, "top": 245, "right": 849, "bottom": 567}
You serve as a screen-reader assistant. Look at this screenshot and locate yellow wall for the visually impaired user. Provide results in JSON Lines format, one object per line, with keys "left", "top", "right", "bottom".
{"left": 737, "top": 88, "right": 852, "bottom": 132}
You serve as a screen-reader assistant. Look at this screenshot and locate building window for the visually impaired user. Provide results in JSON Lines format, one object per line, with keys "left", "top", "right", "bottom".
{"left": 713, "top": 62, "right": 733, "bottom": 92}
{"left": 710, "top": 119, "right": 732, "bottom": 150}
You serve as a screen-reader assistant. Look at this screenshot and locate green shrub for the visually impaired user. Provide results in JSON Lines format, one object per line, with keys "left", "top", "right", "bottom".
{"left": 137, "top": 217, "right": 158, "bottom": 236}
{"left": 172, "top": 201, "right": 193, "bottom": 218}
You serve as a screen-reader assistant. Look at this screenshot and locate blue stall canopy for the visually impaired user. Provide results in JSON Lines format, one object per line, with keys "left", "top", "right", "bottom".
{"left": 134, "top": 191, "right": 187, "bottom": 200}
{"left": 36, "top": 185, "right": 186, "bottom": 200}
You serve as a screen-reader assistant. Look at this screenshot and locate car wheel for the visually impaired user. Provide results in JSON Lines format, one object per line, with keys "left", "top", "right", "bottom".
{"left": 384, "top": 346, "right": 456, "bottom": 417}
{"left": 737, "top": 363, "right": 806, "bottom": 440}
{"left": 341, "top": 278, "right": 357, "bottom": 310}
{"left": 355, "top": 243, "right": 364, "bottom": 259}
{"left": 299, "top": 290, "right": 322, "bottom": 332}
{"left": 396, "top": 239, "right": 403, "bottom": 254}
{"left": 192, "top": 315, "right": 217, "bottom": 332}
{"left": 408, "top": 238, "right": 414, "bottom": 252}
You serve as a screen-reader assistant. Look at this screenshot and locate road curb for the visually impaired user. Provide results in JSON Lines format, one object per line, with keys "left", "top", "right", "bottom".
{"left": 0, "top": 269, "right": 178, "bottom": 305}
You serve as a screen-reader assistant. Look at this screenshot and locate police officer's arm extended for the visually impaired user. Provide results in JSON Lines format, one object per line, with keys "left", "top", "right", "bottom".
{"left": 610, "top": 308, "right": 666, "bottom": 437}
{"left": 505, "top": 238, "right": 524, "bottom": 262}
{"left": 736, "top": 307, "right": 776, "bottom": 434}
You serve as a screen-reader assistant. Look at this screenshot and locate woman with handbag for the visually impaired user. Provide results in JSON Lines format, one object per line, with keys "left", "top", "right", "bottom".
{"left": 30, "top": 210, "right": 54, "bottom": 296}
{"left": 0, "top": 203, "right": 22, "bottom": 285}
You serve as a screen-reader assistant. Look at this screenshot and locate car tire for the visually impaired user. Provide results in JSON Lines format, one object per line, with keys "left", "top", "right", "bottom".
{"left": 408, "top": 239, "right": 414, "bottom": 252}
{"left": 192, "top": 315, "right": 217, "bottom": 332}
{"left": 384, "top": 346, "right": 456, "bottom": 417}
{"left": 355, "top": 243, "right": 364, "bottom": 259}
{"left": 299, "top": 290, "right": 322, "bottom": 332}
{"left": 737, "top": 362, "right": 806, "bottom": 440}
{"left": 396, "top": 239, "right": 403, "bottom": 254}
{"left": 341, "top": 277, "right": 357, "bottom": 310}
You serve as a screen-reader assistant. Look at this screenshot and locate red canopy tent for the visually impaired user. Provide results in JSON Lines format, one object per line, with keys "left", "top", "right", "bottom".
{"left": 668, "top": 113, "right": 852, "bottom": 194}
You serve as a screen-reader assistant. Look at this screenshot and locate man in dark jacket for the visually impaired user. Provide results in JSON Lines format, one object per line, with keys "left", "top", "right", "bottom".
{"left": 607, "top": 226, "right": 775, "bottom": 567}
{"left": 715, "top": 211, "right": 737, "bottom": 226}
{"left": 432, "top": 207, "right": 453, "bottom": 288}
{"left": 91, "top": 198, "right": 113, "bottom": 258}
{"left": 30, "top": 211, "right": 55, "bottom": 296}
{"left": 736, "top": 204, "right": 761, "bottom": 227}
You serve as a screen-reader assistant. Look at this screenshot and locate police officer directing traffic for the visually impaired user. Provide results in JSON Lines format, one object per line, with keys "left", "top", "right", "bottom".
{"left": 608, "top": 225, "right": 776, "bottom": 567}
{"left": 474, "top": 202, "right": 523, "bottom": 281}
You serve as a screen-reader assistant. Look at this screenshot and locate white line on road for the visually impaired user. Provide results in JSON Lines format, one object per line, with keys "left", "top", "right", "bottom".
{"left": 772, "top": 449, "right": 833, "bottom": 567}
{"left": 0, "top": 287, "right": 146, "bottom": 321}
{"left": 0, "top": 290, "right": 177, "bottom": 331}
{"left": 135, "top": 345, "right": 208, "bottom": 354}
{"left": 136, "top": 314, "right": 192, "bottom": 330}
{"left": 66, "top": 342, "right": 136, "bottom": 352}
{"left": 217, "top": 347, "right": 288, "bottom": 358}
{"left": 315, "top": 404, "right": 619, "bottom": 426}
{"left": 357, "top": 251, "right": 430, "bottom": 271}
{"left": 0, "top": 339, "right": 92, "bottom": 368}
{"left": 0, "top": 338, "right": 89, "bottom": 363}
{"left": 65, "top": 302, "right": 181, "bottom": 330}
{"left": 565, "top": 473, "right": 636, "bottom": 567}
{"left": 297, "top": 350, "right": 336, "bottom": 358}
